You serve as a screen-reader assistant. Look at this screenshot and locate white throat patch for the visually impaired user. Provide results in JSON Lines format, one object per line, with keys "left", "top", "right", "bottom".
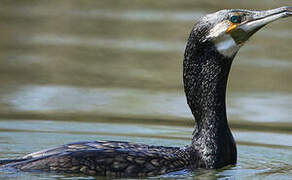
{"left": 214, "top": 34, "right": 239, "bottom": 57}
{"left": 206, "top": 21, "right": 240, "bottom": 57}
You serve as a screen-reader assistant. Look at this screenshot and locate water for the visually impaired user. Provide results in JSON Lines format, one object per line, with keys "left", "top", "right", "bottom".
{"left": 0, "top": 1, "right": 292, "bottom": 179}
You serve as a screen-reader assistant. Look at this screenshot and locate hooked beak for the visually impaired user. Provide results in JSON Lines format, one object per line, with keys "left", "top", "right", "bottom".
{"left": 231, "top": 6, "right": 292, "bottom": 44}
{"left": 240, "top": 6, "right": 292, "bottom": 31}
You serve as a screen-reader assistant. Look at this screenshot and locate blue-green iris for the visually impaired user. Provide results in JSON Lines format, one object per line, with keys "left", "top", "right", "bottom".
{"left": 230, "top": 16, "right": 241, "bottom": 23}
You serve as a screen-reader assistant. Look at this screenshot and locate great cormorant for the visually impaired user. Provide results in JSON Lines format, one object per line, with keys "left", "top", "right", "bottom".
{"left": 1, "top": 6, "right": 292, "bottom": 178}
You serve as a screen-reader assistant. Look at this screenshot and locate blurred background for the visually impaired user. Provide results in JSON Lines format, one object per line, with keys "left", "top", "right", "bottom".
{"left": 0, "top": 0, "right": 292, "bottom": 179}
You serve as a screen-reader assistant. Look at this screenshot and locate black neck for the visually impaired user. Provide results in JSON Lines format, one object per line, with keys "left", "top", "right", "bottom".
{"left": 183, "top": 27, "right": 237, "bottom": 168}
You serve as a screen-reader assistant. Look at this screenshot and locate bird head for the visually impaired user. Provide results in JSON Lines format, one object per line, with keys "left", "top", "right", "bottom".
{"left": 194, "top": 6, "right": 292, "bottom": 57}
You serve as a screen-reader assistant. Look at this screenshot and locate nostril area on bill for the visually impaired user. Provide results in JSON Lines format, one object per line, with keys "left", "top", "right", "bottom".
{"left": 284, "top": 6, "right": 292, "bottom": 12}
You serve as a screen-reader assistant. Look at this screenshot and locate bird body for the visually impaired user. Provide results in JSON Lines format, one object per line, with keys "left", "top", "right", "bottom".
{"left": 1, "top": 6, "right": 292, "bottom": 178}
{"left": 1, "top": 141, "right": 189, "bottom": 177}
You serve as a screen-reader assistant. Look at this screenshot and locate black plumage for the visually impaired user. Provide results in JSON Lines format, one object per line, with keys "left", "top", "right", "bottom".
{"left": 183, "top": 22, "right": 237, "bottom": 168}
{"left": 1, "top": 6, "right": 291, "bottom": 178}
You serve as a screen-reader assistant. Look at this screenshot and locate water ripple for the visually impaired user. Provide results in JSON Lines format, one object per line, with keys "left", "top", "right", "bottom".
{"left": 71, "top": 9, "right": 204, "bottom": 22}
{"left": 3, "top": 85, "right": 292, "bottom": 123}
{"left": 25, "top": 34, "right": 185, "bottom": 52}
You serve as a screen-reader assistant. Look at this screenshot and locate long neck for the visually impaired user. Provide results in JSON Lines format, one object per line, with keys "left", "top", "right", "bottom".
{"left": 183, "top": 30, "right": 236, "bottom": 168}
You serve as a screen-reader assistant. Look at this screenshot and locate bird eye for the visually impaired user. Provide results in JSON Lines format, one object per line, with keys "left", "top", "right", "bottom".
{"left": 230, "top": 15, "right": 241, "bottom": 23}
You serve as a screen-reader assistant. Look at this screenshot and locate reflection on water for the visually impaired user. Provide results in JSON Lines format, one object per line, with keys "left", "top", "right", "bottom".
{"left": 14, "top": 7, "right": 205, "bottom": 22}
{"left": 0, "top": 0, "right": 292, "bottom": 179}
{"left": 237, "top": 58, "right": 292, "bottom": 69}
{"left": 26, "top": 34, "right": 185, "bottom": 52}
{"left": 3, "top": 85, "right": 190, "bottom": 117}
{"left": 229, "top": 93, "right": 292, "bottom": 123}
{"left": 3, "top": 85, "right": 292, "bottom": 124}
{"left": 0, "top": 120, "right": 292, "bottom": 179}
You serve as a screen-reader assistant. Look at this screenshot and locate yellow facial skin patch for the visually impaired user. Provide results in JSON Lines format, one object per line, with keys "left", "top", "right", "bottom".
{"left": 226, "top": 23, "right": 238, "bottom": 33}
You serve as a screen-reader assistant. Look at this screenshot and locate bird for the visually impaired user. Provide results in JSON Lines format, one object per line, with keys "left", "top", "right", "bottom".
{"left": 1, "top": 6, "right": 292, "bottom": 178}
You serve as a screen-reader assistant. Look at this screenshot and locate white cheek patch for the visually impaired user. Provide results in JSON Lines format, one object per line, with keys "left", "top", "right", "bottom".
{"left": 214, "top": 34, "right": 239, "bottom": 57}
{"left": 206, "top": 21, "right": 229, "bottom": 39}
